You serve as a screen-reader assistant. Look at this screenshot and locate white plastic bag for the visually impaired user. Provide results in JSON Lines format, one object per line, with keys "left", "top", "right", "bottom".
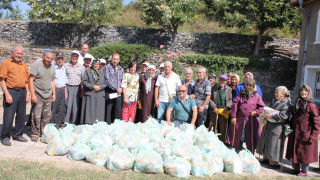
{"left": 133, "top": 148, "right": 164, "bottom": 174}
{"left": 67, "top": 142, "right": 91, "bottom": 160}
{"left": 41, "top": 123, "right": 59, "bottom": 143}
{"left": 164, "top": 156, "right": 191, "bottom": 178}
{"left": 223, "top": 149, "right": 243, "bottom": 174}
{"left": 238, "top": 148, "right": 261, "bottom": 174}
{"left": 106, "top": 145, "right": 135, "bottom": 171}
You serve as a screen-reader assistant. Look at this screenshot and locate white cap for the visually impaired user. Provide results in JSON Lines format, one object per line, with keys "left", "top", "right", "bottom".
{"left": 108, "top": 55, "right": 112, "bottom": 61}
{"left": 160, "top": 63, "right": 164, "bottom": 68}
{"left": 142, "top": 62, "right": 150, "bottom": 67}
{"left": 84, "top": 53, "right": 94, "bottom": 59}
{"left": 71, "top": 50, "right": 80, "bottom": 56}
{"left": 100, "top": 58, "right": 106, "bottom": 64}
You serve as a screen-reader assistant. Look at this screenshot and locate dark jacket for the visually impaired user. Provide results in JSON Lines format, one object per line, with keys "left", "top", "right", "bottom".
{"left": 209, "top": 83, "right": 233, "bottom": 109}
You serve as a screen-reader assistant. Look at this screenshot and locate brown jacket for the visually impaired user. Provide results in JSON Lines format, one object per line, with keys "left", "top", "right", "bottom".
{"left": 209, "top": 83, "right": 233, "bottom": 109}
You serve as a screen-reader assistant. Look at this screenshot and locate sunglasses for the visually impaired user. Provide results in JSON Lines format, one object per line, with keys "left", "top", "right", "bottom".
{"left": 178, "top": 90, "right": 187, "bottom": 93}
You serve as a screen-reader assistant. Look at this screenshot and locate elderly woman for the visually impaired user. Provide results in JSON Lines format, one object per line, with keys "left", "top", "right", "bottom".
{"left": 286, "top": 85, "right": 320, "bottom": 177}
{"left": 80, "top": 59, "right": 107, "bottom": 124}
{"left": 229, "top": 73, "right": 240, "bottom": 99}
{"left": 257, "top": 86, "right": 291, "bottom": 168}
{"left": 225, "top": 79, "right": 265, "bottom": 153}
{"left": 121, "top": 61, "right": 140, "bottom": 122}
{"left": 137, "top": 65, "right": 158, "bottom": 122}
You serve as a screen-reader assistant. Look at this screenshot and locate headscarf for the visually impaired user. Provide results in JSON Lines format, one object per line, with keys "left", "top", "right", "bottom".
{"left": 240, "top": 79, "right": 257, "bottom": 99}
{"left": 90, "top": 59, "right": 100, "bottom": 85}
{"left": 275, "top": 86, "right": 291, "bottom": 102}
{"left": 244, "top": 72, "right": 254, "bottom": 80}
{"left": 295, "top": 85, "right": 314, "bottom": 113}
{"left": 145, "top": 65, "right": 156, "bottom": 94}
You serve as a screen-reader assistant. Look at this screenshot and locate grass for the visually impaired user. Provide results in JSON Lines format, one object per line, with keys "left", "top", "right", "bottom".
{"left": 0, "top": 158, "right": 313, "bottom": 180}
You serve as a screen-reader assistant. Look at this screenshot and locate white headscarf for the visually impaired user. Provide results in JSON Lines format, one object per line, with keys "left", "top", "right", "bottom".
{"left": 145, "top": 65, "right": 156, "bottom": 94}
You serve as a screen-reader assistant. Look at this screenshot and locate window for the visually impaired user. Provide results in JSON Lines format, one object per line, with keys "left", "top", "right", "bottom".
{"left": 304, "top": 65, "right": 320, "bottom": 100}
{"left": 315, "top": 9, "right": 320, "bottom": 44}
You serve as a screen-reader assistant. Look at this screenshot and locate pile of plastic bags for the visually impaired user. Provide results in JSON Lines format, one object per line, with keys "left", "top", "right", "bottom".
{"left": 42, "top": 116, "right": 261, "bottom": 178}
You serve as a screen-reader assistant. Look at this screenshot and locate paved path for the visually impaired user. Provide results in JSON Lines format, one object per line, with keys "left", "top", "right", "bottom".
{"left": 0, "top": 102, "right": 319, "bottom": 178}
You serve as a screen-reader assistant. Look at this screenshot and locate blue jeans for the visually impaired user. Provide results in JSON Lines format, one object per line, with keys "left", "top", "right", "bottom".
{"left": 157, "top": 102, "right": 173, "bottom": 123}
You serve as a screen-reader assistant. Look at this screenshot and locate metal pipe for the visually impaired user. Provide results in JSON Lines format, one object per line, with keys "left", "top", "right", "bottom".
{"left": 298, "top": 0, "right": 311, "bottom": 87}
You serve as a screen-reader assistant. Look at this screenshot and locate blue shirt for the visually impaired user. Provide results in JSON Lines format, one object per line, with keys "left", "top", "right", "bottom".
{"left": 194, "top": 78, "right": 211, "bottom": 108}
{"left": 168, "top": 96, "right": 197, "bottom": 122}
{"left": 53, "top": 62, "right": 68, "bottom": 88}
{"left": 233, "top": 83, "right": 263, "bottom": 101}
{"left": 181, "top": 79, "right": 195, "bottom": 95}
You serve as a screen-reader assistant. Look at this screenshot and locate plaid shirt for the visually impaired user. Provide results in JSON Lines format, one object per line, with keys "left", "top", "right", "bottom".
{"left": 104, "top": 63, "right": 124, "bottom": 91}
{"left": 194, "top": 78, "right": 211, "bottom": 108}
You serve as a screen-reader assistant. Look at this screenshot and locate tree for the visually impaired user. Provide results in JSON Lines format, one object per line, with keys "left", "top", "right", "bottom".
{"left": 22, "top": 0, "right": 122, "bottom": 46}
{"left": 4, "top": 3, "right": 23, "bottom": 20}
{"left": 140, "top": 0, "right": 199, "bottom": 50}
{"left": 203, "top": 0, "right": 301, "bottom": 56}
{"left": 0, "top": 0, "right": 16, "bottom": 18}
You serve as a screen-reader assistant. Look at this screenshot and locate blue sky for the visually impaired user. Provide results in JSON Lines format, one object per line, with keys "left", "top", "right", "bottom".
{"left": 16, "top": 0, "right": 135, "bottom": 19}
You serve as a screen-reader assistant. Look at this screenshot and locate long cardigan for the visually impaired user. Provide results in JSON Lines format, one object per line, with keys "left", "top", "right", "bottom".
{"left": 286, "top": 102, "right": 320, "bottom": 164}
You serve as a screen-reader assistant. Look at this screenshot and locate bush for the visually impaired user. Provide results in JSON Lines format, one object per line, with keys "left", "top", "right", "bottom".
{"left": 178, "top": 54, "right": 269, "bottom": 79}
{"left": 89, "top": 42, "right": 163, "bottom": 69}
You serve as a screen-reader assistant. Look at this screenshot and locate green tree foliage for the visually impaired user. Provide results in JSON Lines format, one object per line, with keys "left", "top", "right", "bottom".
{"left": 0, "top": 0, "right": 16, "bottom": 18}
{"left": 22, "top": 0, "right": 122, "bottom": 46}
{"left": 89, "top": 42, "right": 163, "bottom": 68}
{"left": 203, "top": 0, "right": 301, "bottom": 56}
{"left": 140, "top": 0, "right": 200, "bottom": 50}
{"left": 4, "top": 3, "right": 23, "bottom": 20}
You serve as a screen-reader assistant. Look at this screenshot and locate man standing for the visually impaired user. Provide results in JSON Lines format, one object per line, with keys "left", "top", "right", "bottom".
{"left": 166, "top": 85, "right": 197, "bottom": 127}
{"left": 63, "top": 50, "right": 85, "bottom": 124}
{"left": 181, "top": 68, "right": 195, "bottom": 95}
{"left": 0, "top": 46, "right": 30, "bottom": 146}
{"left": 78, "top": 43, "right": 89, "bottom": 66}
{"left": 191, "top": 66, "right": 211, "bottom": 127}
{"left": 208, "top": 75, "right": 232, "bottom": 141}
{"left": 29, "top": 51, "right": 56, "bottom": 142}
{"left": 104, "top": 53, "right": 124, "bottom": 124}
{"left": 155, "top": 61, "right": 181, "bottom": 122}
{"left": 140, "top": 62, "right": 149, "bottom": 76}
{"left": 50, "top": 52, "right": 68, "bottom": 128}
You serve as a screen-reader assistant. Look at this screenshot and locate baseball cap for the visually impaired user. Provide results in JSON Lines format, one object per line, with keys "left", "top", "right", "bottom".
{"left": 100, "top": 58, "right": 106, "bottom": 64}
{"left": 84, "top": 53, "right": 94, "bottom": 59}
{"left": 43, "top": 48, "right": 53, "bottom": 54}
{"left": 71, "top": 50, "right": 80, "bottom": 56}
{"left": 159, "top": 63, "right": 164, "bottom": 68}
{"left": 55, "top": 51, "right": 64, "bottom": 58}
{"left": 209, "top": 73, "right": 216, "bottom": 78}
{"left": 220, "top": 74, "right": 228, "bottom": 80}
{"left": 142, "top": 62, "right": 150, "bottom": 67}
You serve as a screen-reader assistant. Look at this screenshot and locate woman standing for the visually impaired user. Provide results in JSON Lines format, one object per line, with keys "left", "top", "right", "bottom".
{"left": 225, "top": 79, "right": 265, "bottom": 153}
{"left": 121, "top": 61, "right": 140, "bottom": 122}
{"left": 286, "top": 85, "right": 320, "bottom": 176}
{"left": 137, "top": 65, "right": 158, "bottom": 122}
{"left": 257, "top": 86, "right": 291, "bottom": 167}
{"left": 229, "top": 73, "right": 240, "bottom": 99}
{"left": 80, "top": 59, "right": 107, "bottom": 124}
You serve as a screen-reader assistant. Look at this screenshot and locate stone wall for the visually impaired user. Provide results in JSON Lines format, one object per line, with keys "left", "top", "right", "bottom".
{"left": 0, "top": 21, "right": 299, "bottom": 56}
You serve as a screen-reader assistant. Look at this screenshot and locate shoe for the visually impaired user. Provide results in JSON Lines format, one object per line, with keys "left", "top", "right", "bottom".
{"left": 259, "top": 159, "right": 269, "bottom": 164}
{"left": 297, "top": 171, "right": 307, "bottom": 177}
{"left": 1, "top": 138, "right": 11, "bottom": 146}
{"left": 12, "top": 136, "right": 28, "bottom": 142}
{"left": 290, "top": 168, "right": 300, "bottom": 175}
{"left": 31, "top": 136, "right": 39, "bottom": 142}
{"left": 268, "top": 164, "right": 280, "bottom": 169}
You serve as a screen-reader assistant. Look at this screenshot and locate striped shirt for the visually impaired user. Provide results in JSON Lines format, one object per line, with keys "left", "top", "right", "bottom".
{"left": 64, "top": 62, "right": 85, "bottom": 86}
{"left": 104, "top": 63, "right": 124, "bottom": 91}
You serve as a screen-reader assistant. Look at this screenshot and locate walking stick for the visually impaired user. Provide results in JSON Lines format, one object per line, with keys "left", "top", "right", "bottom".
{"left": 232, "top": 123, "right": 236, "bottom": 147}
{"left": 215, "top": 113, "right": 219, "bottom": 134}
{"left": 251, "top": 116, "right": 254, "bottom": 154}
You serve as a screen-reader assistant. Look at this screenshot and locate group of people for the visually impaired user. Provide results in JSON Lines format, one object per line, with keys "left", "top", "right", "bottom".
{"left": 0, "top": 45, "right": 319, "bottom": 177}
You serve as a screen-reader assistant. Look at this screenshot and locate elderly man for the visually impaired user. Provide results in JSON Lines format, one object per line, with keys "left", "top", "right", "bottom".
{"left": 208, "top": 75, "right": 232, "bottom": 141}
{"left": 166, "top": 85, "right": 197, "bottom": 127}
{"left": 63, "top": 50, "right": 85, "bottom": 124}
{"left": 83, "top": 53, "right": 94, "bottom": 69}
{"left": 181, "top": 68, "right": 195, "bottom": 95}
{"left": 159, "top": 63, "right": 165, "bottom": 74}
{"left": 78, "top": 43, "right": 89, "bottom": 66}
{"left": 233, "top": 72, "right": 262, "bottom": 100}
{"left": 29, "top": 50, "right": 56, "bottom": 142}
{"left": 0, "top": 46, "right": 30, "bottom": 146}
{"left": 155, "top": 61, "right": 181, "bottom": 123}
{"left": 191, "top": 66, "right": 211, "bottom": 128}
{"left": 104, "top": 53, "right": 124, "bottom": 124}
{"left": 50, "top": 52, "right": 68, "bottom": 128}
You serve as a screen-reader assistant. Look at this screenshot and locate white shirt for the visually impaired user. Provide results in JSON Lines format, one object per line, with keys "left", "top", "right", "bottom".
{"left": 78, "top": 54, "right": 85, "bottom": 66}
{"left": 155, "top": 71, "right": 181, "bottom": 103}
